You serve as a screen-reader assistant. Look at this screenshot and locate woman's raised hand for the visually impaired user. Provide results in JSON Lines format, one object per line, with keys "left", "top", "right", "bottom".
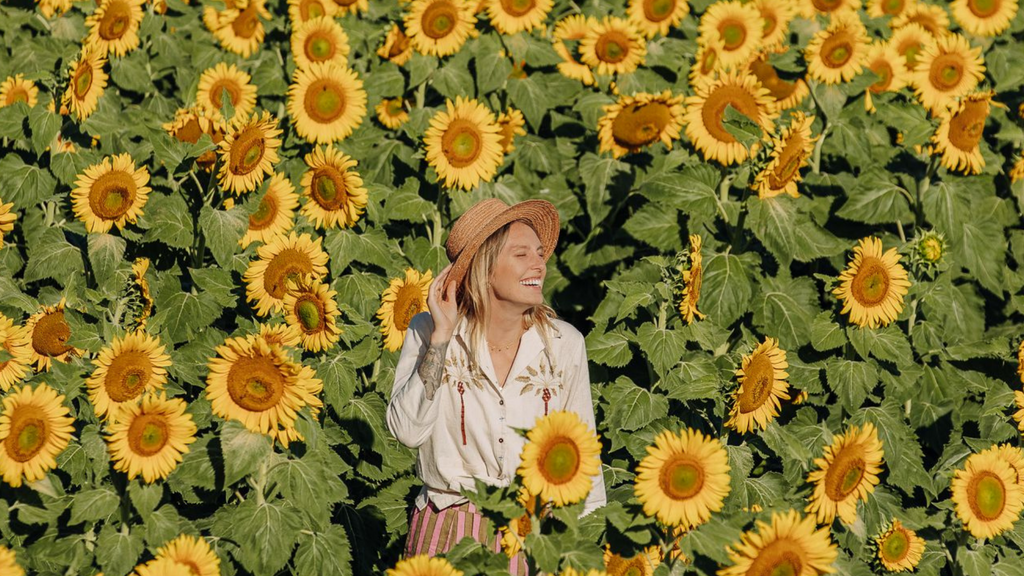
{"left": 427, "top": 264, "right": 458, "bottom": 344}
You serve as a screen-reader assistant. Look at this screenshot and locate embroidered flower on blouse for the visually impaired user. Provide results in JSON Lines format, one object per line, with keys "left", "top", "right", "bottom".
{"left": 516, "top": 360, "right": 564, "bottom": 415}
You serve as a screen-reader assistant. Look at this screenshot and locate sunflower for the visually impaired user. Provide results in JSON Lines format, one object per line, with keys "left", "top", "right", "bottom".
{"left": 331, "top": 0, "right": 368, "bottom": 15}
{"left": 0, "top": 315, "right": 32, "bottom": 392}
{"left": 404, "top": 0, "right": 477, "bottom": 57}
{"left": 597, "top": 91, "right": 684, "bottom": 158}
{"left": 580, "top": 17, "right": 647, "bottom": 76}
{"left": 678, "top": 234, "right": 704, "bottom": 324}
{"left": 283, "top": 275, "right": 341, "bottom": 353}
{"left": 378, "top": 268, "right": 433, "bottom": 351}
{"left": 604, "top": 545, "right": 662, "bottom": 576}
{"left": 805, "top": 12, "right": 870, "bottom": 85}
{"left": 62, "top": 48, "right": 108, "bottom": 121}
{"left": 863, "top": 42, "right": 910, "bottom": 113}
{"left": 155, "top": 535, "right": 221, "bottom": 576}
{"left": 288, "top": 62, "right": 367, "bottom": 145}
{"left": 1018, "top": 341, "right": 1024, "bottom": 386}
{"left": 423, "top": 97, "right": 503, "bottom": 191}
{"left": 753, "top": 111, "right": 816, "bottom": 199}
{"left": 496, "top": 108, "right": 527, "bottom": 153}
{"left": 38, "top": 0, "right": 73, "bottom": 18}
{"left": 683, "top": 71, "right": 775, "bottom": 165}
{"left": 244, "top": 232, "right": 330, "bottom": 316}
{"left": 499, "top": 487, "right": 537, "bottom": 558}
{"left": 634, "top": 427, "right": 730, "bottom": 528}
{"left": 300, "top": 145, "right": 368, "bottom": 229}
{"left": 0, "top": 383, "right": 75, "bottom": 488}
{"left": 376, "top": 98, "right": 410, "bottom": 129}
{"left": 291, "top": 16, "right": 351, "bottom": 71}
{"left": 87, "top": 331, "right": 172, "bottom": 422}
{"left": 801, "top": 0, "right": 861, "bottom": 17}
{"left": 866, "top": 0, "right": 915, "bottom": 18}
{"left": 911, "top": 33, "right": 985, "bottom": 114}
{"left": 163, "top": 107, "right": 226, "bottom": 172}
{"left": 217, "top": 111, "right": 283, "bottom": 195}
{"left": 1011, "top": 154, "right": 1024, "bottom": 183}
{"left": 689, "top": 40, "right": 724, "bottom": 85}
{"left": 211, "top": 0, "right": 271, "bottom": 57}
{"left": 990, "top": 443, "right": 1024, "bottom": 485}
{"left": 726, "top": 338, "right": 791, "bottom": 433}
{"left": 626, "top": 0, "right": 688, "bottom": 38}
{"left": 132, "top": 257, "right": 154, "bottom": 329}
{"left": 485, "top": 0, "right": 552, "bottom": 34}
{"left": 240, "top": 172, "right": 299, "bottom": 248}
{"left": 25, "top": 300, "right": 79, "bottom": 372}
{"left": 85, "top": 0, "right": 145, "bottom": 57}
{"left": 378, "top": 24, "right": 414, "bottom": 66}
{"left": 951, "top": 449, "right": 1024, "bottom": 538}
{"left": 890, "top": 23, "right": 936, "bottom": 68}
{"left": 754, "top": 0, "right": 795, "bottom": 50}
{"left": 698, "top": 1, "right": 763, "bottom": 69}
{"left": 875, "top": 519, "right": 925, "bottom": 572}
{"left": 206, "top": 334, "right": 321, "bottom": 443}
{"left": 72, "top": 153, "right": 151, "bottom": 233}
{"left": 196, "top": 63, "right": 258, "bottom": 126}
{"left": 718, "top": 510, "right": 838, "bottom": 576}
{"left": 0, "top": 546, "right": 24, "bottom": 576}
{"left": 806, "top": 422, "right": 885, "bottom": 525}
{"left": 288, "top": 0, "right": 337, "bottom": 23}
{"left": 892, "top": 3, "right": 951, "bottom": 36}
{"left": 270, "top": 362, "right": 323, "bottom": 447}
{"left": 932, "top": 90, "right": 991, "bottom": 175}
{"left": 0, "top": 200, "right": 16, "bottom": 248}
{"left": 0, "top": 75, "right": 39, "bottom": 108}
{"left": 833, "top": 237, "right": 911, "bottom": 329}
{"left": 133, "top": 557, "right": 201, "bottom": 576}
{"left": 259, "top": 322, "right": 302, "bottom": 347}
{"left": 553, "top": 15, "right": 597, "bottom": 86}
{"left": 518, "top": 410, "right": 602, "bottom": 507}
{"left": 386, "top": 555, "right": 463, "bottom": 576}
{"left": 106, "top": 392, "right": 196, "bottom": 483}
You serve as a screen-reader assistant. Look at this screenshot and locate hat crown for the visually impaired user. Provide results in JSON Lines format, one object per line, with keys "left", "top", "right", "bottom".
{"left": 445, "top": 198, "right": 510, "bottom": 261}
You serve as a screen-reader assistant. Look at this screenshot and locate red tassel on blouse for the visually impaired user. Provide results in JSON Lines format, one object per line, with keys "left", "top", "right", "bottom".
{"left": 542, "top": 388, "right": 551, "bottom": 416}
{"left": 457, "top": 381, "right": 466, "bottom": 445}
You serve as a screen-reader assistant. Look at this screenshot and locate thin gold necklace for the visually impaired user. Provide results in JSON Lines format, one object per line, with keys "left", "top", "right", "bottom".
{"left": 488, "top": 329, "right": 524, "bottom": 352}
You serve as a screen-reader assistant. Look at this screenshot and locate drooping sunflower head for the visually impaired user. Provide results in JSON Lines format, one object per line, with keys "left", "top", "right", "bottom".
{"left": 698, "top": 1, "right": 764, "bottom": 69}
{"left": 932, "top": 90, "right": 991, "bottom": 175}
{"left": 496, "top": 107, "right": 527, "bottom": 153}
{"left": 85, "top": 0, "right": 145, "bottom": 57}
{"left": 718, "top": 510, "right": 839, "bottom": 576}
{"left": 423, "top": 96, "right": 504, "bottom": 191}
{"left": 196, "top": 62, "right": 258, "bottom": 126}
{"left": 300, "top": 145, "right": 368, "bottom": 229}
{"left": 163, "top": 107, "right": 227, "bottom": 172}
{"left": 240, "top": 172, "right": 299, "bottom": 248}
{"left": 376, "top": 97, "right": 410, "bottom": 129}
{"left": 892, "top": 2, "right": 952, "bottom": 37}
{"left": 684, "top": 70, "right": 776, "bottom": 165}
{"left": 211, "top": 0, "right": 271, "bottom": 57}
{"left": 0, "top": 314, "right": 32, "bottom": 392}
{"left": 875, "top": 519, "right": 925, "bottom": 572}
{"left": 753, "top": 111, "right": 816, "bottom": 199}
{"left": 291, "top": 16, "right": 351, "bottom": 72}
{"left": 154, "top": 534, "right": 221, "bottom": 576}
{"left": 890, "top": 23, "right": 935, "bottom": 68}
{"left": 833, "top": 236, "right": 912, "bottom": 329}
{"left": 746, "top": 53, "right": 810, "bottom": 113}
{"left": 283, "top": 274, "right": 341, "bottom": 353}
{"left": 634, "top": 427, "right": 731, "bottom": 528}
{"left": 499, "top": 486, "right": 537, "bottom": 558}
{"left": 1011, "top": 153, "right": 1024, "bottom": 183}
{"left": 377, "top": 24, "right": 414, "bottom": 65}
{"left": 106, "top": 392, "right": 197, "bottom": 483}
{"left": 805, "top": 422, "right": 886, "bottom": 525}
{"left": 910, "top": 33, "right": 985, "bottom": 114}
{"left": 604, "top": 544, "right": 662, "bottom": 576}
{"left": 951, "top": 448, "right": 1024, "bottom": 539}
{"left": 579, "top": 16, "right": 648, "bottom": 76}
{"left": 288, "top": 0, "right": 337, "bottom": 24}
{"left": 62, "top": 47, "right": 108, "bottom": 121}
{"left": 404, "top": 0, "right": 478, "bottom": 57}
{"left": 0, "top": 75, "right": 39, "bottom": 108}
{"left": 72, "top": 152, "right": 152, "bottom": 234}
{"left": 677, "top": 234, "right": 705, "bottom": 324}
{"left": 86, "top": 330, "right": 172, "bottom": 422}
{"left": 553, "top": 14, "right": 597, "bottom": 85}
{"left": 288, "top": 62, "right": 367, "bottom": 145}
{"left": 244, "top": 231, "right": 330, "bottom": 316}
{"left": 485, "top": 0, "right": 553, "bottom": 34}
{"left": 130, "top": 257, "right": 154, "bottom": 329}
{"left": 597, "top": 90, "right": 685, "bottom": 158}
{"left": 627, "top": 0, "right": 689, "bottom": 38}
{"left": 805, "top": 12, "right": 870, "bottom": 85}
{"left": 377, "top": 268, "right": 433, "bottom": 351}
{"left": 518, "top": 410, "right": 603, "bottom": 507}
{"left": 726, "top": 337, "right": 791, "bottom": 433}
{"left": 385, "top": 555, "right": 464, "bottom": 576}
{"left": 217, "top": 111, "right": 284, "bottom": 195}
{"left": 25, "top": 299, "right": 80, "bottom": 372}
{"left": 0, "top": 383, "right": 76, "bottom": 488}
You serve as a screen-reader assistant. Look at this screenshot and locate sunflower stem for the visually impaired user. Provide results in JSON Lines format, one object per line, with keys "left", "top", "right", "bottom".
{"left": 896, "top": 220, "right": 906, "bottom": 243}
{"left": 810, "top": 121, "right": 830, "bottom": 174}
{"left": 415, "top": 81, "right": 427, "bottom": 110}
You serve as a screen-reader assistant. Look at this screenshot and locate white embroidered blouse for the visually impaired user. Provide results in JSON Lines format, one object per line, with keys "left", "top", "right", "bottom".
{"left": 386, "top": 311, "right": 607, "bottom": 517}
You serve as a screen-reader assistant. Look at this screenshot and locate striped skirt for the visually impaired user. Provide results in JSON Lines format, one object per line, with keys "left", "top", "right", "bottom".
{"left": 404, "top": 500, "right": 529, "bottom": 575}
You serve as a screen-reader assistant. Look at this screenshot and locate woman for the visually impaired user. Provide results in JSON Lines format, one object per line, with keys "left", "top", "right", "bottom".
{"left": 385, "top": 198, "right": 606, "bottom": 573}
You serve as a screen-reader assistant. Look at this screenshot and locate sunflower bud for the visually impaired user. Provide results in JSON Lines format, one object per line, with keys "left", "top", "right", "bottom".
{"left": 907, "top": 230, "right": 947, "bottom": 276}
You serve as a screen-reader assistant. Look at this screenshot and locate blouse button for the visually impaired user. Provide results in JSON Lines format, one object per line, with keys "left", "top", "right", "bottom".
{"left": 498, "top": 438, "right": 504, "bottom": 443}
{"left": 499, "top": 399, "right": 504, "bottom": 406}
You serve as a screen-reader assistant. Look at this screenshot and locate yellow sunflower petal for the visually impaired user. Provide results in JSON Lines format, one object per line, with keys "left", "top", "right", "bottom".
{"left": 423, "top": 96, "right": 504, "bottom": 191}
{"left": 72, "top": 152, "right": 151, "bottom": 233}
{"left": 288, "top": 0, "right": 337, "bottom": 24}
{"left": 244, "top": 232, "right": 330, "bottom": 317}
{"left": 832, "top": 236, "right": 911, "bottom": 328}
{"left": 726, "top": 337, "right": 791, "bottom": 433}
{"left": 718, "top": 510, "right": 838, "bottom": 576}
{"left": 0, "top": 546, "right": 25, "bottom": 576}
{"left": 910, "top": 33, "right": 985, "bottom": 114}
{"left": 553, "top": 15, "right": 597, "bottom": 85}
{"left": 892, "top": 2, "right": 952, "bottom": 37}
{"left": 604, "top": 545, "right": 662, "bottom": 576}
{"left": 62, "top": 48, "right": 108, "bottom": 121}
{"left": 0, "top": 75, "right": 39, "bottom": 108}
{"left": 683, "top": 71, "right": 776, "bottom": 165}
{"left": 196, "top": 62, "right": 258, "bottom": 127}
{"left": 85, "top": 0, "right": 145, "bottom": 57}
{"left": 952, "top": 0, "right": 1018, "bottom": 36}
{"left": 154, "top": 534, "right": 221, "bottom": 576}
{"left": 951, "top": 448, "right": 1024, "bottom": 539}
{"left": 106, "top": 392, "right": 197, "bottom": 483}
{"left": 386, "top": 555, "right": 463, "bottom": 576}
{"left": 805, "top": 12, "right": 870, "bottom": 85}
{"left": 211, "top": 0, "right": 271, "bottom": 57}
{"left": 377, "top": 268, "right": 433, "bottom": 352}
{"left": 404, "top": 0, "right": 477, "bottom": 57}
{"left": 240, "top": 172, "right": 299, "bottom": 248}
{"left": 518, "top": 410, "right": 603, "bottom": 507}
{"left": 876, "top": 519, "right": 925, "bottom": 572}
{"left": 25, "top": 299, "right": 81, "bottom": 372}
{"left": 806, "top": 422, "right": 886, "bottom": 525}
{"left": 890, "top": 23, "right": 936, "bottom": 69}
{"left": 496, "top": 107, "right": 527, "bottom": 153}
{"left": 87, "top": 331, "right": 172, "bottom": 423}
{"left": 377, "top": 24, "right": 414, "bottom": 66}
{"left": 580, "top": 16, "right": 647, "bottom": 76}
{"left": 0, "top": 314, "right": 32, "bottom": 392}
{"left": 0, "top": 383, "right": 75, "bottom": 488}
{"left": 627, "top": 0, "right": 689, "bottom": 38}
{"left": 486, "top": 0, "right": 553, "bottom": 34}
{"left": 288, "top": 62, "right": 367, "bottom": 145}
{"left": 0, "top": 200, "right": 18, "bottom": 250}
{"left": 867, "top": 0, "right": 916, "bottom": 18}
{"left": 679, "top": 234, "right": 705, "bottom": 323}
{"left": 163, "top": 107, "right": 227, "bottom": 172}
{"left": 283, "top": 275, "right": 341, "bottom": 353}
{"left": 698, "top": 1, "right": 763, "bottom": 69}
{"left": 597, "top": 90, "right": 684, "bottom": 158}
{"left": 931, "top": 90, "right": 991, "bottom": 175}
{"left": 217, "top": 111, "right": 284, "bottom": 195}
{"left": 376, "top": 98, "right": 411, "bottom": 129}
{"left": 291, "top": 16, "right": 351, "bottom": 70}
{"left": 300, "top": 145, "right": 368, "bottom": 229}
{"left": 753, "top": 111, "right": 816, "bottom": 199}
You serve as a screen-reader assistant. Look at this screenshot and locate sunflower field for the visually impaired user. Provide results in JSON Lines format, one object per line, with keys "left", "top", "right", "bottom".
{"left": 1, "top": 0, "right": 1024, "bottom": 571}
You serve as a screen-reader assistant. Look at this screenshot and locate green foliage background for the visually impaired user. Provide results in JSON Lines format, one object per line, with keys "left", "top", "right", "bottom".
{"left": 1, "top": 0, "right": 1024, "bottom": 574}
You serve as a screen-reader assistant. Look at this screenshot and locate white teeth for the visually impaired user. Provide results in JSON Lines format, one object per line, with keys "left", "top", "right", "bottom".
{"left": 520, "top": 279, "right": 541, "bottom": 286}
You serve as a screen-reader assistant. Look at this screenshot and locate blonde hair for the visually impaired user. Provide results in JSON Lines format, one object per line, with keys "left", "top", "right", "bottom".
{"left": 456, "top": 220, "right": 559, "bottom": 370}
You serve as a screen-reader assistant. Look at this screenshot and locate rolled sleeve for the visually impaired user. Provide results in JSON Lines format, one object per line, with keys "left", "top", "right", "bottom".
{"left": 385, "top": 312, "right": 440, "bottom": 449}
{"left": 560, "top": 334, "right": 607, "bottom": 518}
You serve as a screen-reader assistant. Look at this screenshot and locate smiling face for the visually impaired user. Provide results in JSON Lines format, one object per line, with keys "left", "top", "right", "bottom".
{"left": 489, "top": 221, "right": 546, "bottom": 309}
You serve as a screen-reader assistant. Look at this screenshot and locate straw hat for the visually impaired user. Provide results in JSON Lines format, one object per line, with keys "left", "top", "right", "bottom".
{"left": 441, "top": 198, "right": 560, "bottom": 300}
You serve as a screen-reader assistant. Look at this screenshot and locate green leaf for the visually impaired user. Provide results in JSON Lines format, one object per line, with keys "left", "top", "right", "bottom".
{"left": 585, "top": 327, "right": 633, "bottom": 368}
{"left": 958, "top": 546, "right": 996, "bottom": 576}
{"left": 812, "top": 82, "right": 847, "bottom": 119}
{"left": 317, "top": 354, "right": 358, "bottom": 413}
{"left": 381, "top": 179, "right": 433, "bottom": 223}
{"left": 199, "top": 205, "right": 247, "bottom": 267}
{"left": 847, "top": 325, "right": 913, "bottom": 366}
{"left": 218, "top": 498, "right": 304, "bottom": 576}
{"left": 578, "top": 152, "right": 628, "bottom": 227}
{"left": 220, "top": 421, "right": 273, "bottom": 487}
{"left": 140, "top": 193, "right": 194, "bottom": 249}
{"left": 69, "top": 487, "right": 119, "bottom": 525}
{"left": 0, "top": 154, "right": 57, "bottom": 209}
{"left": 752, "top": 275, "right": 819, "bottom": 349}
{"left": 431, "top": 51, "right": 474, "bottom": 99}
{"left": 700, "top": 252, "right": 755, "bottom": 327}
{"left": 507, "top": 73, "right": 580, "bottom": 130}
{"left": 324, "top": 226, "right": 396, "bottom": 275}
{"left": 825, "top": 358, "right": 877, "bottom": 412}
{"left": 148, "top": 290, "right": 222, "bottom": 345}
{"left": 603, "top": 377, "right": 669, "bottom": 432}
{"left": 747, "top": 196, "right": 847, "bottom": 264}
{"left": 87, "top": 233, "right": 126, "bottom": 288}
{"left": 127, "top": 482, "right": 163, "bottom": 521}
{"left": 623, "top": 203, "right": 682, "bottom": 251}
{"left": 959, "top": 207, "right": 1008, "bottom": 295}
{"left": 835, "top": 171, "right": 913, "bottom": 224}
{"left": 858, "top": 403, "right": 931, "bottom": 496}
{"left": 95, "top": 523, "right": 144, "bottom": 576}
{"left": 0, "top": 104, "right": 27, "bottom": 140}
{"left": 144, "top": 505, "right": 184, "bottom": 549}
{"left": 634, "top": 323, "right": 686, "bottom": 376}
{"left": 294, "top": 524, "right": 354, "bottom": 576}
{"left": 28, "top": 104, "right": 61, "bottom": 156}
{"left": 638, "top": 163, "right": 719, "bottom": 218}
{"left": 24, "top": 227, "right": 84, "bottom": 284}
{"left": 722, "top": 104, "right": 762, "bottom": 148}
{"left": 473, "top": 35, "right": 513, "bottom": 94}
{"left": 810, "top": 311, "right": 847, "bottom": 352}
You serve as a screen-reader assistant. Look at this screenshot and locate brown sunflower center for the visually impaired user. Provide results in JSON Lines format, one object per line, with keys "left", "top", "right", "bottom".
{"left": 948, "top": 99, "right": 988, "bottom": 152}
{"left": 127, "top": 414, "right": 169, "bottom": 456}
{"left": 812, "top": 0, "right": 842, "bottom": 11}
{"left": 750, "top": 59, "right": 799, "bottom": 102}
{"left": 387, "top": 28, "right": 411, "bottom": 57}
{"left": 929, "top": 54, "right": 965, "bottom": 91}
{"left": 880, "top": 529, "right": 911, "bottom": 563}
{"left": 305, "top": 31, "right": 336, "bottom": 62}
{"left": 441, "top": 119, "right": 484, "bottom": 167}
{"left": 249, "top": 194, "right": 278, "bottom": 230}
{"left": 301, "top": 0, "right": 326, "bottom": 19}
{"left": 98, "top": 0, "right": 133, "bottom": 40}
{"left": 700, "top": 47, "right": 718, "bottom": 74}
{"left": 32, "top": 311, "right": 73, "bottom": 358}
{"left": 719, "top": 20, "right": 748, "bottom": 51}
{"left": 104, "top": 350, "right": 154, "bottom": 402}
{"left": 335, "top": 0, "right": 358, "bottom": 7}
{"left": 226, "top": 354, "right": 287, "bottom": 412}
{"left": 644, "top": 0, "right": 676, "bottom": 20}
{"left": 231, "top": 5, "right": 260, "bottom": 39}
{"left": 311, "top": 166, "right": 350, "bottom": 210}
{"left": 393, "top": 283, "right": 424, "bottom": 331}
{"left": 882, "top": 0, "right": 905, "bottom": 15}
{"left": 539, "top": 438, "right": 580, "bottom": 484}
{"left": 749, "top": 544, "right": 803, "bottom": 576}
{"left": 209, "top": 80, "right": 241, "bottom": 111}
{"left": 869, "top": 60, "right": 894, "bottom": 93}
{"left": 5, "top": 406, "right": 48, "bottom": 463}
{"left": 768, "top": 133, "right": 808, "bottom": 190}
{"left": 386, "top": 99, "right": 405, "bottom": 116}
{"left": 228, "top": 126, "right": 266, "bottom": 177}
{"left": 851, "top": 256, "right": 891, "bottom": 306}
{"left": 897, "top": 38, "right": 924, "bottom": 66}
{"left": 967, "top": 0, "right": 1000, "bottom": 17}
{"left": 687, "top": 263, "right": 703, "bottom": 304}
{"left": 173, "top": 117, "right": 204, "bottom": 144}
{"left": 303, "top": 79, "right": 347, "bottom": 123}
{"left": 762, "top": 12, "right": 777, "bottom": 36}
{"left": 659, "top": 454, "right": 705, "bottom": 500}
{"left": 738, "top": 353, "right": 774, "bottom": 413}
{"left": 595, "top": 30, "right": 631, "bottom": 63}
{"left": 294, "top": 296, "right": 324, "bottom": 332}
{"left": 5, "top": 87, "right": 30, "bottom": 106}
{"left": 264, "top": 248, "right": 315, "bottom": 299}
{"left": 612, "top": 102, "right": 671, "bottom": 148}
{"left": 516, "top": 513, "right": 532, "bottom": 537}
{"left": 499, "top": 0, "right": 536, "bottom": 17}
{"left": 422, "top": 0, "right": 458, "bottom": 39}
{"left": 824, "top": 445, "right": 867, "bottom": 500}
{"left": 820, "top": 30, "right": 855, "bottom": 68}
{"left": 702, "top": 84, "right": 761, "bottom": 144}
{"left": 73, "top": 63, "right": 94, "bottom": 100}
{"left": 968, "top": 471, "right": 1006, "bottom": 520}
{"left": 89, "top": 170, "right": 137, "bottom": 220}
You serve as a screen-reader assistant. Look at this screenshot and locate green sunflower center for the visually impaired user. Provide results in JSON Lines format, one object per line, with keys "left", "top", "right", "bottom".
{"left": 883, "top": 0, "right": 903, "bottom": 14}
{"left": 659, "top": 455, "right": 705, "bottom": 500}
{"left": 304, "top": 80, "right": 346, "bottom": 123}
{"left": 7, "top": 409, "right": 48, "bottom": 463}
{"left": 312, "top": 167, "right": 349, "bottom": 210}
{"left": 720, "top": 21, "right": 746, "bottom": 50}
{"left": 422, "top": 1, "right": 458, "bottom": 39}
{"left": 307, "top": 35, "right": 335, "bottom": 61}
{"left": 970, "top": 473, "right": 1006, "bottom": 520}
{"left": 249, "top": 195, "right": 277, "bottom": 230}
{"left": 74, "top": 67, "right": 94, "bottom": 99}
{"left": 296, "top": 298, "right": 323, "bottom": 332}
{"left": 229, "top": 126, "right": 267, "bottom": 177}
{"left": 441, "top": 119, "right": 484, "bottom": 168}
{"left": 644, "top": 0, "right": 675, "bottom": 20}
{"left": 968, "top": 0, "right": 999, "bottom": 17}
{"left": 881, "top": 529, "right": 910, "bottom": 562}
{"left": 540, "top": 439, "right": 581, "bottom": 484}
{"left": 824, "top": 445, "right": 867, "bottom": 500}
{"left": 500, "top": 0, "right": 535, "bottom": 17}
{"left": 128, "top": 414, "right": 170, "bottom": 457}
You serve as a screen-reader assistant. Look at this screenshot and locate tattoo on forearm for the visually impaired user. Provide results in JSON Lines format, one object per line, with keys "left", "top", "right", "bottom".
{"left": 418, "top": 341, "right": 448, "bottom": 400}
